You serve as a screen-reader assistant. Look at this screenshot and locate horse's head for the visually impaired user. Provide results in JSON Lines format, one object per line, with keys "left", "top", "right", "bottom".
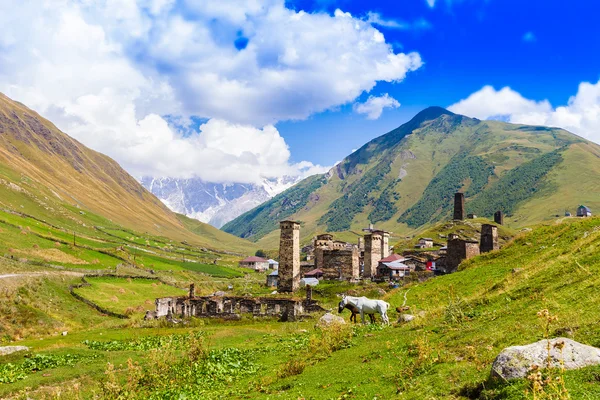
{"left": 337, "top": 295, "right": 348, "bottom": 313}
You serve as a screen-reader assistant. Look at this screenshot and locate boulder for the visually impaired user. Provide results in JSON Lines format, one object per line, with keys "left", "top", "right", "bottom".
{"left": 397, "top": 314, "right": 415, "bottom": 323}
{"left": 0, "top": 346, "right": 29, "bottom": 356}
{"left": 491, "top": 338, "right": 600, "bottom": 380}
{"left": 316, "top": 312, "right": 346, "bottom": 328}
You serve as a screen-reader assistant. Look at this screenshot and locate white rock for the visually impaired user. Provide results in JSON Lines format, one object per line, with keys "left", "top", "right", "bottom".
{"left": 62, "top": 331, "right": 68, "bottom": 336}
{"left": 491, "top": 338, "right": 600, "bottom": 380}
{"left": 398, "top": 314, "right": 415, "bottom": 323}
{"left": 0, "top": 346, "right": 29, "bottom": 356}
{"left": 316, "top": 312, "right": 346, "bottom": 328}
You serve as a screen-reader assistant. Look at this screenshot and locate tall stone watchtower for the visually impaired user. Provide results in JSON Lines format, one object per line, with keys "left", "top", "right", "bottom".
{"left": 379, "top": 231, "right": 390, "bottom": 258}
{"left": 278, "top": 220, "right": 300, "bottom": 292}
{"left": 494, "top": 210, "right": 504, "bottom": 225}
{"left": 363, "top": 232, "right": 383, "bottom": 278}
{"left": 480, "top": 224, "right": 499, "bottom": 253}
{"left": 454, "top": 193, "right": 465, "bottom": 220}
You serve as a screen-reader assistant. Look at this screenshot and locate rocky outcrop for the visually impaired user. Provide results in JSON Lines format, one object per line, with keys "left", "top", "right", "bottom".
{"left": 491, "top": 338, "right": 600, "bottom": 380}
{"left": 316, "top": 313, "right": 346, "bottom": 328}
{"left": 0, "top": 346, "right": 29, "bottom": 356}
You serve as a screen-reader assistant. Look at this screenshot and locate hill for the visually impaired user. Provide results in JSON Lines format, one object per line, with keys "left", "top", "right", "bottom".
{"left": 4, "top": 216, "right": 600, "bottom": 398}
{"left": 0, "top": 93, "right": 256, "bottom": 254}
{"left": 223, "top": 107, "right": 600, "bottom": 248}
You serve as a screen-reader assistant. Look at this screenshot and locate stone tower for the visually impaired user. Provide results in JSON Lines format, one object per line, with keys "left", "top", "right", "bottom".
{"left": 363, "top": 232, "right": 383, "bottom": 278}
{"left": 453, "top": 193, "right": 465, "bottom": 220}
{"left": 278, "top": 220, "right": 300, "bottom": 292}
{"left": 480, "top": 224, "right": 499, "bottom": 253}
{"left": 380, "top": 231, "right": 390, "bottom": 258}
{"left": 494, "top": 210, "right": 504, "bottom": 225}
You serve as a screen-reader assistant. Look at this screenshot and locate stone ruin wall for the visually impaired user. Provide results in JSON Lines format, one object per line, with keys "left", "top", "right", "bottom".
{"left": 153, "top": 291, "right": 323, "bottom": 322}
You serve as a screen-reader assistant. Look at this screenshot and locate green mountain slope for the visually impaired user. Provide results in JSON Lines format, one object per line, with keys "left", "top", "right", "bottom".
{"left": 0, "top": 93, "right": 256, "bottom": 254}
{"left": 223, "top": 107, "right": 600, "bottom": 248}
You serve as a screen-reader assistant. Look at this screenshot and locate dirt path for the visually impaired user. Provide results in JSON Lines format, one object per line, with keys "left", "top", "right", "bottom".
{"left": 0, "top": 271, "right": 84, "bottom": 280}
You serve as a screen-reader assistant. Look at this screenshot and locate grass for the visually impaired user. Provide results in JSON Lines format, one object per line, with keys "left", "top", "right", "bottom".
{"left": 4, "top": 216, "right": 600, "bottom": 398}
{"left": 73, "top": 276, "right": 186, "bottom": 316}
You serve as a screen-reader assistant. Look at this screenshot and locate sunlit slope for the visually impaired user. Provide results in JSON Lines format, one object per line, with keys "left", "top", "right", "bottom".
{"left": 224, "top": 107, "right": 600, "bottom": 248}
{"left": 0, "top": 93, "right": 256, "bottom": 253}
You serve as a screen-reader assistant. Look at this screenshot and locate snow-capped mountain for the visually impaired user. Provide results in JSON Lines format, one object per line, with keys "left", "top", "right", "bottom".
{"left": 140, "top": 176, "right": 300, "bottom": 228}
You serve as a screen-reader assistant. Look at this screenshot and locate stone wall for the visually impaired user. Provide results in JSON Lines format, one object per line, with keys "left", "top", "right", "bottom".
{"left": 279, "top": 220, "right": 300, "bottom": 292}
{"left": 154, "top": 294, "right": 324, "bottom": 322}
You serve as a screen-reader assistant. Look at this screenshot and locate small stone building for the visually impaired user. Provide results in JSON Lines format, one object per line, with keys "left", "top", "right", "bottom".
{"left": 446, "top": 238, "right": 480, "bottom": 272}
{"left": 416, "top": 238, "right": 434, "bottom": 249}
{"left": 304, "top": 268, "right": 323, "bottom": 279}
{"left": 267, "top": 259, "right": 279, "bottom": 270}
{"left": 377, "top": 260, "right": 411, "bottom": 280}
{"left": 577, "top": 205, "right": 592, "bottom": 217}
{"left": 239, "top": 256, "right": 269, "bottom": 272}
{"left": 266, "top": 270, "right": 278, "bottom": 287}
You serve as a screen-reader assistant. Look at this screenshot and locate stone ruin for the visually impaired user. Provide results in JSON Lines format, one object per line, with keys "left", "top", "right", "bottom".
{"left": 151, "top": 284, "right": 324, "bottom": 322}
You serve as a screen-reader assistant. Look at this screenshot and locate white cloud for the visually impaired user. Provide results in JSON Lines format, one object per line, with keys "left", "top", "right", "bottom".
{"left": 365, "top": 12, "right": 431, "bottom": 30}
{"left": 426, "top": 0, "right": 436, "bottom": 7}
{"left": 523, "top": 31, "right": 536, "bottom": 42}
{"left": 0, "top": 0, "right": 420, "bottom": 184}
{"left": 448, "top": 82, "right": 600, "bottom": 142}
{"left": 354, "top": 94, "right": 401, "bottom": 120}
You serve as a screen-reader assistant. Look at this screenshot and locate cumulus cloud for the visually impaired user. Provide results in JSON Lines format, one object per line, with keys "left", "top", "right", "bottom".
{"left": 0, "top": 0, "right": 421, "bottom": 184}
{"left": 448, "top": 82, "right": 600, "bottom": 142}
{"left": 354, "top": 94, "right": 401, "bottom": 119}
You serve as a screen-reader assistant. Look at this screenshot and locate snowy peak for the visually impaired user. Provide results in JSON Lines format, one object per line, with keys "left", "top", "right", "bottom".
{"left": 140, "top": 176, "right": 301, "bottom": 228}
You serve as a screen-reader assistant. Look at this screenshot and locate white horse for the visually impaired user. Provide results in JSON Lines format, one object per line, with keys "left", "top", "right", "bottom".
{"left": 339, "top": 295, "right": 390, "bottom": 325}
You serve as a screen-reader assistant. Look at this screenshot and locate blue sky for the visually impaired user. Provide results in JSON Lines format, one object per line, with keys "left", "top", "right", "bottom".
{"left": 281, "top": 0, "right": 600, "bottom": 165}
{"left": 1, "top": 0, "right": 599, "bottom": 184}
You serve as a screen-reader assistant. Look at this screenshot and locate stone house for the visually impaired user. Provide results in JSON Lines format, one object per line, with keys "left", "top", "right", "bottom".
{"left": 304, "top": 268, "right": 324, "bottom": 279}
{"left": 377, "top": 260, "right": 411, "bottom": 281}
{"left": 267, "top": 259, "right": 279, "bottom": 270}
{"left": 266, "top": 270, "right": 278, "bottom": 287}
{"left": 577, "top": 205, "right": 592, "bottom": 217}
{"left": 416, "top": 238, "right": 434, "bottom": 249}
{"left": 239, "top": 256, "right": 269, "bottom": 272}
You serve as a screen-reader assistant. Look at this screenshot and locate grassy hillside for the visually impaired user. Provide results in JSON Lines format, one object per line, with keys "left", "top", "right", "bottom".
{"left": 224, "top": 107, "right": 600, "bottom": 251}
{"left": 4, "top": 215, "right": 600, "bottom": 398}
{"left": 0, "top": 93, "right": 256, "bottom": 254}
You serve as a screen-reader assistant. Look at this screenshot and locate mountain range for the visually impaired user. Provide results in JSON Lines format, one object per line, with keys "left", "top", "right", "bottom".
{"left": 223, "top": 106, "right": 600, "bottom": 248}
{"left": 141, "top": 176, "right": 299, "bottom": 228}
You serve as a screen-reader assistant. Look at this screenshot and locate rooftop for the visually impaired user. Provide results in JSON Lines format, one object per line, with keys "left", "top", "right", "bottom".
{"left": 240, "top": 256, "right": 268, "bottom": 263}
